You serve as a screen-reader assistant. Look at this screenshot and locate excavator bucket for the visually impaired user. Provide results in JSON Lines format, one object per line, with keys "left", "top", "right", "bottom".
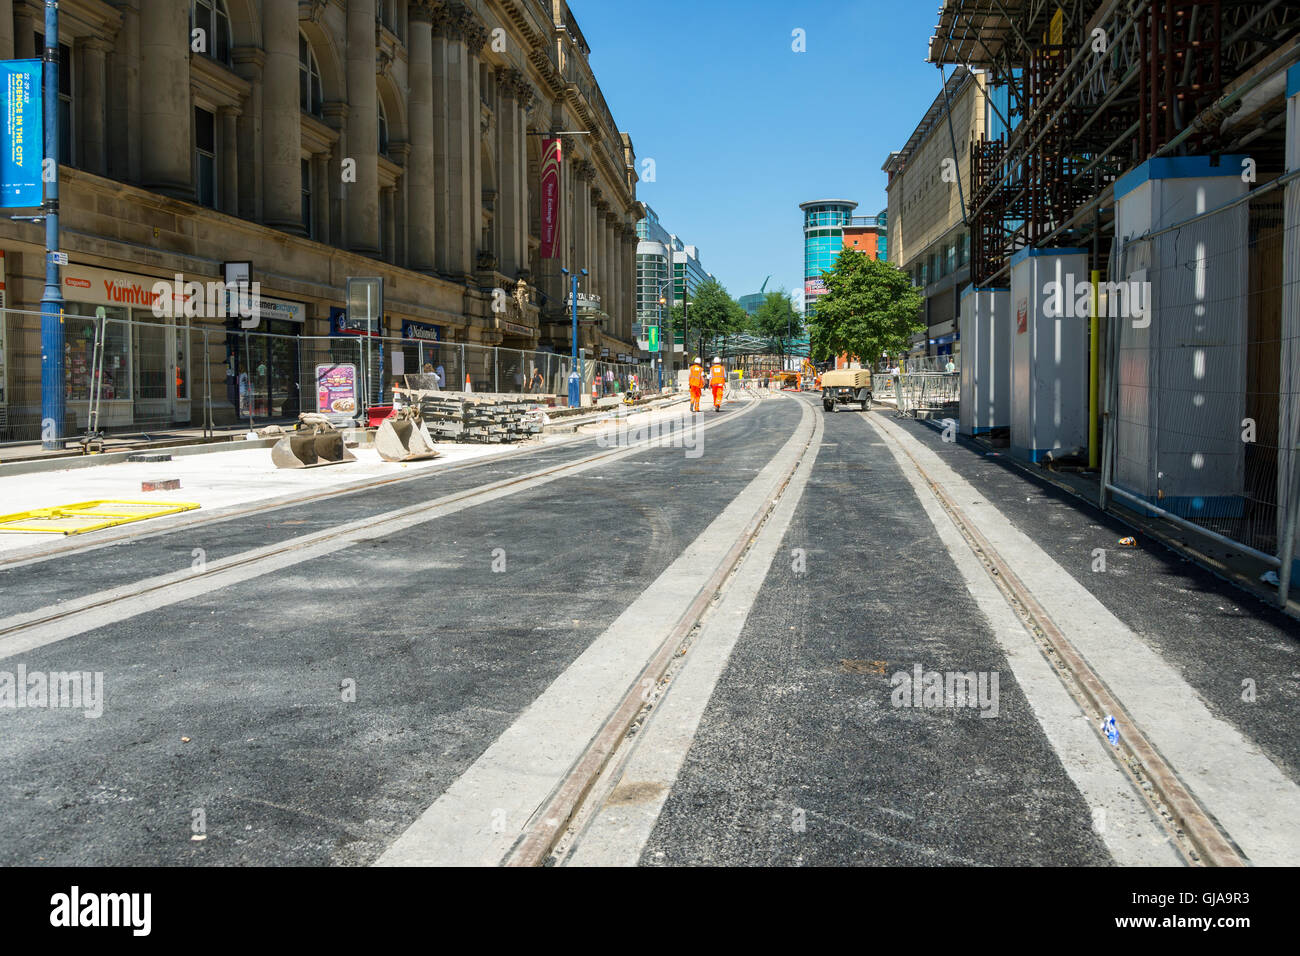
{"left": 271, "top": 415, "right": 358, "bottom": 469}
{"left": 375, "top": 412, "right": 440, "bottom": 462}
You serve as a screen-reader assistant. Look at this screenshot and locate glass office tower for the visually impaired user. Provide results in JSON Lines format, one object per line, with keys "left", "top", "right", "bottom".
{"left": 800, "top": 199, "right": 858, "bottom": 315}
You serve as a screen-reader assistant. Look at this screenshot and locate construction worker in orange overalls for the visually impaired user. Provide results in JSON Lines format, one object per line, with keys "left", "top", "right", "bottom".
{"left": 709, "top": 356, "right": 726, "bottom": 412}
{"left": 688, "top": 357, "right": 704, "bottom": 413}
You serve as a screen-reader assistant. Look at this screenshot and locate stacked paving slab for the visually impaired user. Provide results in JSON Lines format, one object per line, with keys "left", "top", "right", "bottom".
{"left": 403, "top": 390, "right": 544, "bottom": 444}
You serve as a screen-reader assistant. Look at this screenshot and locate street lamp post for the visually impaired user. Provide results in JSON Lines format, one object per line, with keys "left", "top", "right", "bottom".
{"left": 655, "top": 277, "right": 672, "bottom": 391}
{"left": 562, "top": 267, "right": 587, "bottom": 407}
{"left": 40, "top": 1, "right": 65, "bottom": 449}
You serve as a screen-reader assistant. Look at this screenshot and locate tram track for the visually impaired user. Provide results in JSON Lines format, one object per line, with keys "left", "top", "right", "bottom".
{"left": 0, "top": 396, "right": 763, "bottom": 657}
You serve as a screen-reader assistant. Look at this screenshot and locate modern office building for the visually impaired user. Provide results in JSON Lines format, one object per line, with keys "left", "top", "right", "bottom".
{"left": 799, "top": 199, "right": 857, "bottom": 314}
{"left": 883, "top": 65, "right": 984, "bottom": 360}
{"left": 0, "top": 0, "right": 641, "bottom": 439}
{"left": 738, "top": 293, "right": 765, "bottom": 316}
{"left": 634, "top": 206, "right": 712, "bottom": 372}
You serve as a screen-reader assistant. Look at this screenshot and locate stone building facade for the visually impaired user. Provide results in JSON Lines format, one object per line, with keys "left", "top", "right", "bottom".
{"left": 882, "top": 66, "right": 985, "bottom": 360}
{"left": 0, "top": 0, "right": 640, "bottom": 432}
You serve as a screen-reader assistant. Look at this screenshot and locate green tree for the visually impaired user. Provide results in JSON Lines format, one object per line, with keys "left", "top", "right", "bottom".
{"left": 751, "top": 290, "right": 802, "bottom": 364}
{"left": 806, "top": 248, "right": 922, "bottom": 365}
{"left": 683, "top": 278, "right": 744, "bottom": 360}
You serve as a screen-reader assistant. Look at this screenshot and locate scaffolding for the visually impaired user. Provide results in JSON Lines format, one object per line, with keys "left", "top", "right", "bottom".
{"left": 931, "top": 0, "right": 1300, "bottom": 285}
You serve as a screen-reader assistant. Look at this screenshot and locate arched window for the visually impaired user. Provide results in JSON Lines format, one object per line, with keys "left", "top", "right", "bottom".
{"left": 191, "top": 0, "right": 232, "bottom": 67}
{"left": 377, "top": 97, "right": 389, "bottom": 156}
{"left": 299, "top": 33, "right": 322, "bottom": 117}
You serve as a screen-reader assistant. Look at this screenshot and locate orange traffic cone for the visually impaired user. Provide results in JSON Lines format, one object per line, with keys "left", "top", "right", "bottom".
{"left": 465, "top": 372, "right": 473, "bottom": 394}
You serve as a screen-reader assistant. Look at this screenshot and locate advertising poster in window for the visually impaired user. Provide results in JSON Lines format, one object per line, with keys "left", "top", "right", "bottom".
{"left": 316, "top": 364, "right": 357, "bottom": 415}
{"left": 0, "top": 60, "right": 42, "bottom": 208}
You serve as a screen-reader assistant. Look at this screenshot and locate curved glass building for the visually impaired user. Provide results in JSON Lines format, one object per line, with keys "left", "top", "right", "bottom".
{"left": 800, "top": 199, "right": 858, "bottom": 314}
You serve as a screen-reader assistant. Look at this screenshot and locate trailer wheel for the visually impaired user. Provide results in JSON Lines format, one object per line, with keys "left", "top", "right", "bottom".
{"left": 824, "top": 400, "right": 835, "bottom": 413}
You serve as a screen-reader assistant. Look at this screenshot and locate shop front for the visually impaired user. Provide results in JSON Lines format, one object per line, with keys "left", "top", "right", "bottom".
{"left": 224, "top": 295, "right": 306, "bottom": 423}
{"left": 398, "top": 320, "right": 446, "bottom": 384}
{"left": 58, "top": 264, "right": 189, "bottom": 432}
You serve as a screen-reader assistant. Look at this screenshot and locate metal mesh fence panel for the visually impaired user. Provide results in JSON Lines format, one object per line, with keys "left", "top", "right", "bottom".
{"left": 1108, "top": 192, "right": 1287, "bottom": 560}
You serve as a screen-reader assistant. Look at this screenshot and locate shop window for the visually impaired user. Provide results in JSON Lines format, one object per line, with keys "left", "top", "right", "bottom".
{"left": 34, "top": 34, "right": 72, "bottom": 166}
{"left": 64, "top": 307, "right": 130, "bottom": 402}
{"left": 301, "top": 158, "right": 313, "bottom": 236}
{"left": 191, "top": 0, "right": 232, "bottom": 67}
{"left": 195, "top": 107, "right": 217, "bottom": 209}
{"left": 299, "top": 33, "right": 323, "bottom": 117}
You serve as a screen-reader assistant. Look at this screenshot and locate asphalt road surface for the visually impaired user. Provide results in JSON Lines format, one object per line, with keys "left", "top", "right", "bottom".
{"left": 0, "top": 390, "right": 1295, "bottom": 867}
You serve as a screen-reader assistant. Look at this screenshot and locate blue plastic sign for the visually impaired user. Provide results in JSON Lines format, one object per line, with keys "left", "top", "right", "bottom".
{"left": 1, "top": 59, "right": 43, "bottom": 208}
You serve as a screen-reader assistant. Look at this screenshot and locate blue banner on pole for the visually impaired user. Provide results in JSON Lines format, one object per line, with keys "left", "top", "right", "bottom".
{"left": 1, "top": 59, "right": 43, "bottom": 208}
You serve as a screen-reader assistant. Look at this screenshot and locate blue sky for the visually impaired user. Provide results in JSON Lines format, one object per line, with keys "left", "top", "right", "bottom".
{"left": 570, "top": 0, "right": 948, "bottom": 305}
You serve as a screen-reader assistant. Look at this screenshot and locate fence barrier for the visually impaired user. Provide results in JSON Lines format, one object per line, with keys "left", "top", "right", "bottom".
{"left": 0, "top": 306, "right": 657, "bottom": 447}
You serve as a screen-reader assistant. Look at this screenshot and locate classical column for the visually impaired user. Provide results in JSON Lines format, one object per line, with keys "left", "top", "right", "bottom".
{"left": 78, "top": 39, "right": 110, "bottom": 176}
{"left": 602, "top": 213, "right": 613, "bottom": 336}
{"left": 0, "top": 0, "right": 13, "bottom": 60}
{"left": 346, "top": 0, "right": 380, "bottom": 255}
{"left": 434, "top": 4, "right": 488, "bottom": 280}
{"left": 232, "top": 47, "right": 264, "bottom": 222}
{"left": 609, "top": 217, "right": 621, "bottom": 341}
{"left": 430, "top": 17, "right": 451, "bottom": 272}
{"left": 571, "top": 162, "right": 589, "bottom": 278}
{"left": 513, "top": 84, "right": 535, "bottom": 277}
{"left": 139, "top": 0, "right": 191, "bottom": 196}
{"left": 262, "top": 1, "right": 302, "bottom": 231}
{"left": 593, "top": 195, "right": 606, "bottom": 307}
{"left": 469, "top": 43, "right": 484, "bottom": 267}
{"left": 219, "top": 106, "right": 239, "bottom": 216}
{"left": 108, "top": 0, "right": 141, "bottom": 184}
{"left": 615, "top": 223, "right": 627, "bottom": 343}
{"left": 494, "top": 69, "right": 523, "bottom": 277}
{"left": 407, "top": 4, "right": 437, "bottom": 272}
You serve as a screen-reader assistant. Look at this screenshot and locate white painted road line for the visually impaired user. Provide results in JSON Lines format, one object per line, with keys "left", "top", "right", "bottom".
{"left": 566, "top": 401, "right": 826, "bottom": 866}
{"left": 863, "top": 413, "right": 1182, "bottom": 866}
{"left": 869, "top": 412, "right": 1300, "bottom": 866}
{"left": 374, "top": 397, "right": 814, "bottom": 867}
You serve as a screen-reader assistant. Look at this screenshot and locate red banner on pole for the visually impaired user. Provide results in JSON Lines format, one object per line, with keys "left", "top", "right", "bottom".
{"left": 540, "top": 137, "right": 562, "bottom": 259}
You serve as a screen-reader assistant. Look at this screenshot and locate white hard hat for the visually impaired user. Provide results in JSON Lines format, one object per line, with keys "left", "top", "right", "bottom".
{"left": 713, "top": 356, "right": 721, "bottom": 364}
{"left": 692, "top": 357, "right": 701, "bottom": 364}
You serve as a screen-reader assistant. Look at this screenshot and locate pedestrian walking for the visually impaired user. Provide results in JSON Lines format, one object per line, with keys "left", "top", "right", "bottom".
{"left": 688, "top": 358, "right": 704, "bottom": 413}
{"left": 709, "top": 356, "right": 726, "bottom": 412}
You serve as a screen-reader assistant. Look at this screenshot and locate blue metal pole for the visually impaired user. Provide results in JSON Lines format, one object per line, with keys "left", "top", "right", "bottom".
{"left": 567, "top": 271, "right": 580, "bottom": 407}
{"left": 39, "top": 0, "right": 64, "bottom": 449}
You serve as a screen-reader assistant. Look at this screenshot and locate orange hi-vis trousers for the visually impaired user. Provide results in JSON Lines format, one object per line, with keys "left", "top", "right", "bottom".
{"left": 689, "top": 386, "right": 702, "bottom": 411}
{"left": 712, "top": 384, "right": 724, "bottom": 408}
